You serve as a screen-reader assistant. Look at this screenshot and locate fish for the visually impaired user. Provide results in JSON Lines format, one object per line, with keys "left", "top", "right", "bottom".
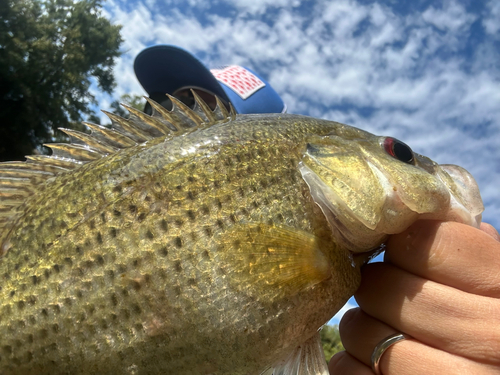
{"left": 0, "top": 93, "right": 484, "bottom": 375}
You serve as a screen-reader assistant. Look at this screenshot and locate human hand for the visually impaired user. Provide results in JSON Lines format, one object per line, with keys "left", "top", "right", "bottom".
{"left": 328, "top": 220, "right": 500, "bottom": 374}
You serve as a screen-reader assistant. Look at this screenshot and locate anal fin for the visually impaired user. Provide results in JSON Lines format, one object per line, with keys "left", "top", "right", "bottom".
{"left": 272, "top": 332, "right": 329, "bottom": 375}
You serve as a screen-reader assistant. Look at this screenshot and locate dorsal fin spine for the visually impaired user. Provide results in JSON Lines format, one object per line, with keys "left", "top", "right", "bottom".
{"left": 144, "top": 97, "right": 183, "bottom": 132}
{"left": 43, "top": 143, "right": 103, "bottom": 162}
{"left": 0, "top": 177, "right": 32, "bottom": 189}
{"left": 25, "top": 155, "right": 81, "bottom": 170}
{"left": 166, "top": 94, "right": 205, "bottom": 127}
{"left": 59, "top": 128, "right": 119, "bottom": 154}
{"left": 191, "top": 90, "right": 217, "bottom": 123}
{"left": 121, "top": 103, "right": 174, "bottom": 136}
{"left": 102, "top": 110, "right": 152, "bottom": 142}
{"left": 229, "top": 102, "right": 237, "bottom": 120}
{"left": 215, "top": 96, "right": 229, "bottom": 119}
{"left": 82, "top": 122, "right": 137, "bottom": 149}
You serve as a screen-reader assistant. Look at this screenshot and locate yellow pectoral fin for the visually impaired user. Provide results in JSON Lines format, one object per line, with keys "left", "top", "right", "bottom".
{"left": 215, "top": 223, "right": 332, "bottom": 300}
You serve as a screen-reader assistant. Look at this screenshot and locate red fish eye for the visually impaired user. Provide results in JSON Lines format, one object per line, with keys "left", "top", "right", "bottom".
{"left": 383, "top": 137, "right": 414, "bottom": 164}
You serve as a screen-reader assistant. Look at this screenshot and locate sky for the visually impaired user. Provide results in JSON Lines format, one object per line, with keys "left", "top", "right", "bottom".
{"left": 94, "top": 0, "right": 500, "bottom": 324}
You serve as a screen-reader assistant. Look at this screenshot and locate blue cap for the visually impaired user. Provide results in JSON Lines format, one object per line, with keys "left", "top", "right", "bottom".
{"left": 134, "top": 45, "right": 286, "bottom": 114}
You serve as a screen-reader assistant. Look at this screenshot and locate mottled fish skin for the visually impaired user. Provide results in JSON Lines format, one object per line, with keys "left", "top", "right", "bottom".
{"left": 0, "top": 100, "right": 483, "bottom": 374}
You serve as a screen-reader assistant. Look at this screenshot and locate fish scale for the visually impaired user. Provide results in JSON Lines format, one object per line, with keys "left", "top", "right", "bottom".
{"left": 0, "top": 95, "right": 483, "bottom": 374}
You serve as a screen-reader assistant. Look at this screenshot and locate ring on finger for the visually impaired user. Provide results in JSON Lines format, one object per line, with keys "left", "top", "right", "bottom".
{"left": 371, "top": 333, "right": 410, "bottom": 375}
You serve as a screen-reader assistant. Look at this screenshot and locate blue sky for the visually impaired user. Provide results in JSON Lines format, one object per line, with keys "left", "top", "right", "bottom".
{"left": 95, "top": 0, "right": 500, "bottom": 324}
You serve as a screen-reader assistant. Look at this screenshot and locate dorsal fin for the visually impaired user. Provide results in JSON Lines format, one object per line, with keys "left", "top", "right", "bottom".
{"left": 0, "top": 93, "right": 236, "bottom": 255}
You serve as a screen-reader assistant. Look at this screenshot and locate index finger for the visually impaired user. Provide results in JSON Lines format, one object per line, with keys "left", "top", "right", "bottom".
{"left": 385, "top": 220, "right": 500, "bottom": 297}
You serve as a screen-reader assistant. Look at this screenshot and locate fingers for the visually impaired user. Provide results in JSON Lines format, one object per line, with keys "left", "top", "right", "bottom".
{"left": 384, "top": 221, "right": 500, "bottom": 297}
{"left": 355, "top": 263, "right": 500, "bottom": 365}
{"left": 480, "top": 222, "right": 500, "bottom": 242}
{"left": 335, "top": 221, "right": 500, "bottom": 374}
{"left": 338, "top": 308, "right": 393, "bottom": 365}
{"left": 328, "top": 351, "right": 373, "bottom": 375}
{"left": 331, "top": 307, "right": 498, "bottom": 375}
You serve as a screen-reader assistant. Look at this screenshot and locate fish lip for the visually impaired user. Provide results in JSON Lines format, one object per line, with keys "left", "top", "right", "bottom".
{"left": 436, "top": 165, "right": 484, "bottom": 228}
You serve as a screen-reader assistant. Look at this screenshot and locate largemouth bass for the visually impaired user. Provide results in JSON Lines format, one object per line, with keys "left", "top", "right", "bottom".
{"left": 0, "top": 94, "right": 483, "bottom": 374}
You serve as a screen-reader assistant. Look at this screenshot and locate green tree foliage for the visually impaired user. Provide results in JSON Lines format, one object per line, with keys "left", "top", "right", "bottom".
{"left": 0, "top": 0, "right": 123, "bottom": 161}
{"left": 321, "top": 325, "right": 344, "bottom": 360}
{"left": 108, "top": 93, "right": 146, "bottom": 118}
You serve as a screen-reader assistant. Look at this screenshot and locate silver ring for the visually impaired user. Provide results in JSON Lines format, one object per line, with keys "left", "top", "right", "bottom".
{"left": 371, "top": 333, "right": 409, "bottom": 375}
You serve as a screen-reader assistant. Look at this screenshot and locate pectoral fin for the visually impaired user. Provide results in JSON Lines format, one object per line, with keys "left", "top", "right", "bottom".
{"left": 216, "top": 223, "right": 332, "bottom": 300}
{"left": 272, "top": 332, "right": 329, "bottom": 375}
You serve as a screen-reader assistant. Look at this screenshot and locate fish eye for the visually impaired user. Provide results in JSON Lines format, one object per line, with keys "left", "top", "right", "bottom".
{"left": 382, "top": 137, "right": 414, "bottom": 164}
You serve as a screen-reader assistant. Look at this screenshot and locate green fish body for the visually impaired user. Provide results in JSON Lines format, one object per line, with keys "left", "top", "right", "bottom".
{"left": 0, "top": 96, "right": 483, "bottom": 374}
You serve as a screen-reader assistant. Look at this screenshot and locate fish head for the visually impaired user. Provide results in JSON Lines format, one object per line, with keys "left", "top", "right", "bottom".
{"left": 300, "top": 129, "right": 484, "bottom": 253}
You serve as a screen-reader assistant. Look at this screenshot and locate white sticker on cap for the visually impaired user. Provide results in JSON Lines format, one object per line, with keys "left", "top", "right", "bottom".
{"left": 210, "top": 65, "right": 266, "bottom": 99}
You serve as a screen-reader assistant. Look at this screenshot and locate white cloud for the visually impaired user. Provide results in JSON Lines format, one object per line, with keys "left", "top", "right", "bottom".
{"left": 422, "top": 0, "right": 476, "bottom": 33}
{"left": 483, "top": 0, "right": 500, "bottom": 37}
{"left": 218, "top": 0, "right": 302, "bottom": 15}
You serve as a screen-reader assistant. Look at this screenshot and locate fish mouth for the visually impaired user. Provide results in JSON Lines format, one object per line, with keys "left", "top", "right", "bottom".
{"left": 436, "top": 165, "right": 484, "bottom": 228}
